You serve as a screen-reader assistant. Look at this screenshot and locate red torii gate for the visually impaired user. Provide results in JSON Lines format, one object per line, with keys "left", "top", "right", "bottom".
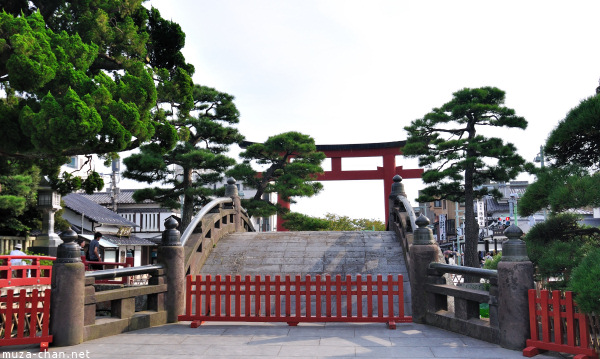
{"left": 277, "top": 141, "right": 424, "bottom": 231}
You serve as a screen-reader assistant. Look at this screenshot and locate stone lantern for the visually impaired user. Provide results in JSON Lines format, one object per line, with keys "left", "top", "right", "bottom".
{"left": 32, "top": 177, "right": 63, "bottom": 256}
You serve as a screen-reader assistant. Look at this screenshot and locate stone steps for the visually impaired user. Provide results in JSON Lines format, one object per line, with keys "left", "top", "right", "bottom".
{"left": 199, "top": 231, "right": 411, "bottom": 315}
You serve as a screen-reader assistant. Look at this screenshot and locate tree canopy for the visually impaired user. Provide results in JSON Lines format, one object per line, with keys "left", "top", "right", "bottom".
{"left": 227, "top": 132, "right": 325, "bottom": 219}
{"left": 0, "top": 1, "right": 191, "bottom": 184}
{"left": 519, "top": 91, "right": 600, "bottom": 217}
{"left": 282, "top": 212, "right": 385, "bottom": 231}
{"left": 545, "top": 95, "right": 600, "bottom": 170}
{"left": 123, "top": 85, "right": 243, "bottom": 232}
{"left": 403, "top": 87, "right": 527, "bottom": 268}
{"left": 0, "top": 1, "right": 194, "bottom": 233}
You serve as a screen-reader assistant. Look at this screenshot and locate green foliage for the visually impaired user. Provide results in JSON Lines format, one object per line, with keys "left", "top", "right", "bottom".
{"left": 569, "top": 248, "right": 600, "bottom": 314}
{"left": 524, "top": 213, "right": 600, "bottom": 290}
{"left": 545, "top": 95, "right": 600, "bottom": 170}
{"left": 481, "top": 252, "right": 502, "bottom": 292}
{"left": 0, "top": 160, "right": 40, "bottom": 235}
{"left": 1, "top": 2, "right": 193, "bottom": 210}
{"left": 522, "top": 91, "right": 600, "bottom": 216}
{"left": 123, "top": 86, "right": 243, "bottom": 231}
{"left": 322, "top": 213, "right": 385, "bottom": 231}
{"left": 282, "top": 212, "right": 329, "bottom": 231}
{"left": 227, "top": 132, "right": 325, "bottom": 218}
{"left": 483, "top": 252, "right": 502, "bottom": 270}
{"left": 519, "top": 166, "right": 600, "bottom": 217}
{"left": 403, "top": 87, "right": 527, "bottom": 268}
{"left": 282, "top": 212, "right": 386, "bottom": 232}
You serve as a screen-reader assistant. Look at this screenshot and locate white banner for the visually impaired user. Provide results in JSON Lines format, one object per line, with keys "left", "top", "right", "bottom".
{"left": 439, "top": 214, "right": 446, "bottom": 241}
{"left": 477, "top": 199, "right": 485, "bottom": 228}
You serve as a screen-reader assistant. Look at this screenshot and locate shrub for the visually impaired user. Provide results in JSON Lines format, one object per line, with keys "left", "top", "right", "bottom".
{"left": 569, "top": 247, "right": 600, "bottom": 314}
{"left": 483, "top": 252, "right": 502, "bottom": 270}
{"left": 524, "top": 213, "right": 600, "bottom": 290}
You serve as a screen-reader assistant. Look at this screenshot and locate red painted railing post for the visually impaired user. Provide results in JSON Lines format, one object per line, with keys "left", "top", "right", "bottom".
{"left": 524, "top": 290, "right": 598, "bottom": 359}
{"left": 178, "top": 273, "right": 412, "bottom": 328}
{"left": 265, "top": 275, "right": 271, "bottom": 317}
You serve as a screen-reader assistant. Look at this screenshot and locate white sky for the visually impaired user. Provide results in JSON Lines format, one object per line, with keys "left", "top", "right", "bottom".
{"left": 141, "top": 0, "right": 600, "bottom": 221}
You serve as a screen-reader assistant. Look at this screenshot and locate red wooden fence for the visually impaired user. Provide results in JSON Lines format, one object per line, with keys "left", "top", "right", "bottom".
{"left": 524, "top": 289, "right": 598, "bottom": 359}
{"left": 0, "top": 255, "right": 55, "bottom": 287}
{"left": 179, "top": 274, "right": 411, "bottom": 329}
{"left": 0, "top": 289, "right": 52, "bottom": 350}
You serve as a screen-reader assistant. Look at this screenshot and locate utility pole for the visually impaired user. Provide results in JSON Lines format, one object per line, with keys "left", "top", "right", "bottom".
{"left": 110, "top": 159, "right": 120, "bottom": 212}
{"left": 455, "top": 201, "right": 464, "bottom": 266}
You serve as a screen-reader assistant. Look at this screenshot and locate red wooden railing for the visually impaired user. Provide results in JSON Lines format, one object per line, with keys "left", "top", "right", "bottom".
{"left": 0, "top": 255, "right": 55, "bottom": 287}
{"left": 524, "top": 289, "right": 598, "bottom": 359}
{"left": 0, "top": 255, "right": 54, "bottom": 351}
{"left": 179, "top": 274, "right": 411, "bottom": 329}
{"left": 0, "top": 288, "right": 52, "bottom": 350}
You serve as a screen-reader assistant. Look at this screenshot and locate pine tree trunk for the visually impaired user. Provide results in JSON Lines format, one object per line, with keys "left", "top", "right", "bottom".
{"left": 464, "top": 121, "right": 480, "bottom": 274}
{"left": 180, "top": 168, "right": 194, "bottom": 232}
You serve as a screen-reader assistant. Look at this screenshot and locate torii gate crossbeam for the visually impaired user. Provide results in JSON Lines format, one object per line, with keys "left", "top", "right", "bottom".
{"left": 277, "top": 141, "right": 423, "bottom": 231}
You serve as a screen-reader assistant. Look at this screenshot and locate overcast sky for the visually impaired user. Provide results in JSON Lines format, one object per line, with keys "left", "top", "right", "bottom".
{"left": 143, "top": 0, "right": 600, "bottom": 221}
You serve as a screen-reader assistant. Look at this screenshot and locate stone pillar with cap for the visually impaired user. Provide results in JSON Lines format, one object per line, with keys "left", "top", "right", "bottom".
{"left": 388, "top": 175, "right": 406, "bottom": 229}
{"left": 409, "top": 214, "right": 439, "bottom": 323}
{"left": 50, "top": 229, "right": 85, "bottom": 346}
{"left": 225, "top": 178, "right": 242, "bottom": 232}
{"left": 159, "top": 217, "right": 185, "bottom": 323}
{"left": 497, "top": 224, "right": 534, "bottom": 350}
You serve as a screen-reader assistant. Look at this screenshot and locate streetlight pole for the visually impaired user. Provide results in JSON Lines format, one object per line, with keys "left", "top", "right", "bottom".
{"left": 534, "top": 145, "right": 547, "bottom": 221}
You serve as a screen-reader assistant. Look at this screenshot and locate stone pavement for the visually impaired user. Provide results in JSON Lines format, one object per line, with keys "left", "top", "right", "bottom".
{"left": 200, "top": 231, "right": 411, "bottom": 315}
{"left": 2, "top": 321, "right": 572, "bottom": 358}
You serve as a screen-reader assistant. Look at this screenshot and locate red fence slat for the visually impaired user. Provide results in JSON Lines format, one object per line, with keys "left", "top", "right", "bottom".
{"left": 524, "top": 289, "right": 598, "bottom": 359}
{"left": 0, "top": 288, "right": 52, "bottom": 349}
{"left": 179, "top": 274, "right": 412, "bottom": 329}
{"left": 0, "top": 255, "right": 55, "bottom": 287}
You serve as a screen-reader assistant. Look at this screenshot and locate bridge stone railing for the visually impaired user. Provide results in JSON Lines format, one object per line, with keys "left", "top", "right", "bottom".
{"left": 48, "top": 178, "right": 254, "bottom": 346}
{"left": 387, "top": 175, "right": 535, "bottom": 350}
{"left": 180, "top": 178, "right": 255, "bottom": 276}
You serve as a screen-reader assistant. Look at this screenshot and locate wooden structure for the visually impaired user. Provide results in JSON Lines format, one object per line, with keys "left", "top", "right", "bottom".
{"left": 524, "top": 290, "right": 598, "bottom": 359}
{"left": 179, "top": 274, "right": 411, "bottom": 329}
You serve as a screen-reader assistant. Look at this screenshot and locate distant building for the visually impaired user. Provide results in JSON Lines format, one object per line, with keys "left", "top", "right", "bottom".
{"left": 62, "top": 193, "right": 157, "bottom": 266}
{"left": 80, "top": 189, "right": 178, "bottom": 240}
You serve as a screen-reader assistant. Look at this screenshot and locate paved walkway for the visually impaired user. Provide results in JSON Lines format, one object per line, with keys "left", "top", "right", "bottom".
{"left": 2, "top": 321, "right": 571, "bottom": 358}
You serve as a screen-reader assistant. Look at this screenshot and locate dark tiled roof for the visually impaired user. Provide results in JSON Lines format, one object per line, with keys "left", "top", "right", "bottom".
{"left": 63, "top": 193, "right": 138, "bottom": 227}
{"left": 103, "top": 234, "right": 157, "bottom": 246}
{"left": 81, "top": 189, "right": 154, "bottom": 205}
{"left": 485, "top": 197, "right": 509, "bottom": 213}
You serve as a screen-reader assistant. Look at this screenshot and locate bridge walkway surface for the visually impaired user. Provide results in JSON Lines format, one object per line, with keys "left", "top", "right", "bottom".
{"left": 1, "top": 231, "right": 571, "bottom": 358}
{"left": 2, "top": 321, "right": 570, "bottom": 358}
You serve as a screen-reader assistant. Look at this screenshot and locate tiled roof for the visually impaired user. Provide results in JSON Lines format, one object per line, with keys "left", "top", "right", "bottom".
{"left": 102, "top": 233, "right": 157, "bottom": 246}
{"left": 63, "top": 193, "right": 138, "bottom": 227}
{"left": 485, "top": 197, "right": 509, "bottom": 213}
{"left": 81, "top": 189, "right": 154, "bottom": 205}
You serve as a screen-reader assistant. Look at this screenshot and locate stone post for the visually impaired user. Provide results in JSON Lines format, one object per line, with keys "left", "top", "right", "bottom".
{"left": 409, "top": 215, "right": 439, "bottom": 323}
{"left": 158, "top": 217, "right": 185, "bottom": 323}
{"left": 50, "top": 229, "right": 84, "bottom": 346}
{"left": 388, "top": 175, "right": 406, "bottom": 229}
{"left": 497, "top": 225, "right": 534, "bottom": 350}
{"left": 225, "top": 178, "right": 242, "bottom": 231}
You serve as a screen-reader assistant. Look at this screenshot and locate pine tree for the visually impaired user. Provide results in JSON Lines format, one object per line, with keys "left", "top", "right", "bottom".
{"left": 404, "top": 87, "right": 527, "bottom": 268}
{"left": 123, "top": 86, "right": 243, "bottom": 231}
{"left": 227, "top": 132, "right": 325, "bottom": 218}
